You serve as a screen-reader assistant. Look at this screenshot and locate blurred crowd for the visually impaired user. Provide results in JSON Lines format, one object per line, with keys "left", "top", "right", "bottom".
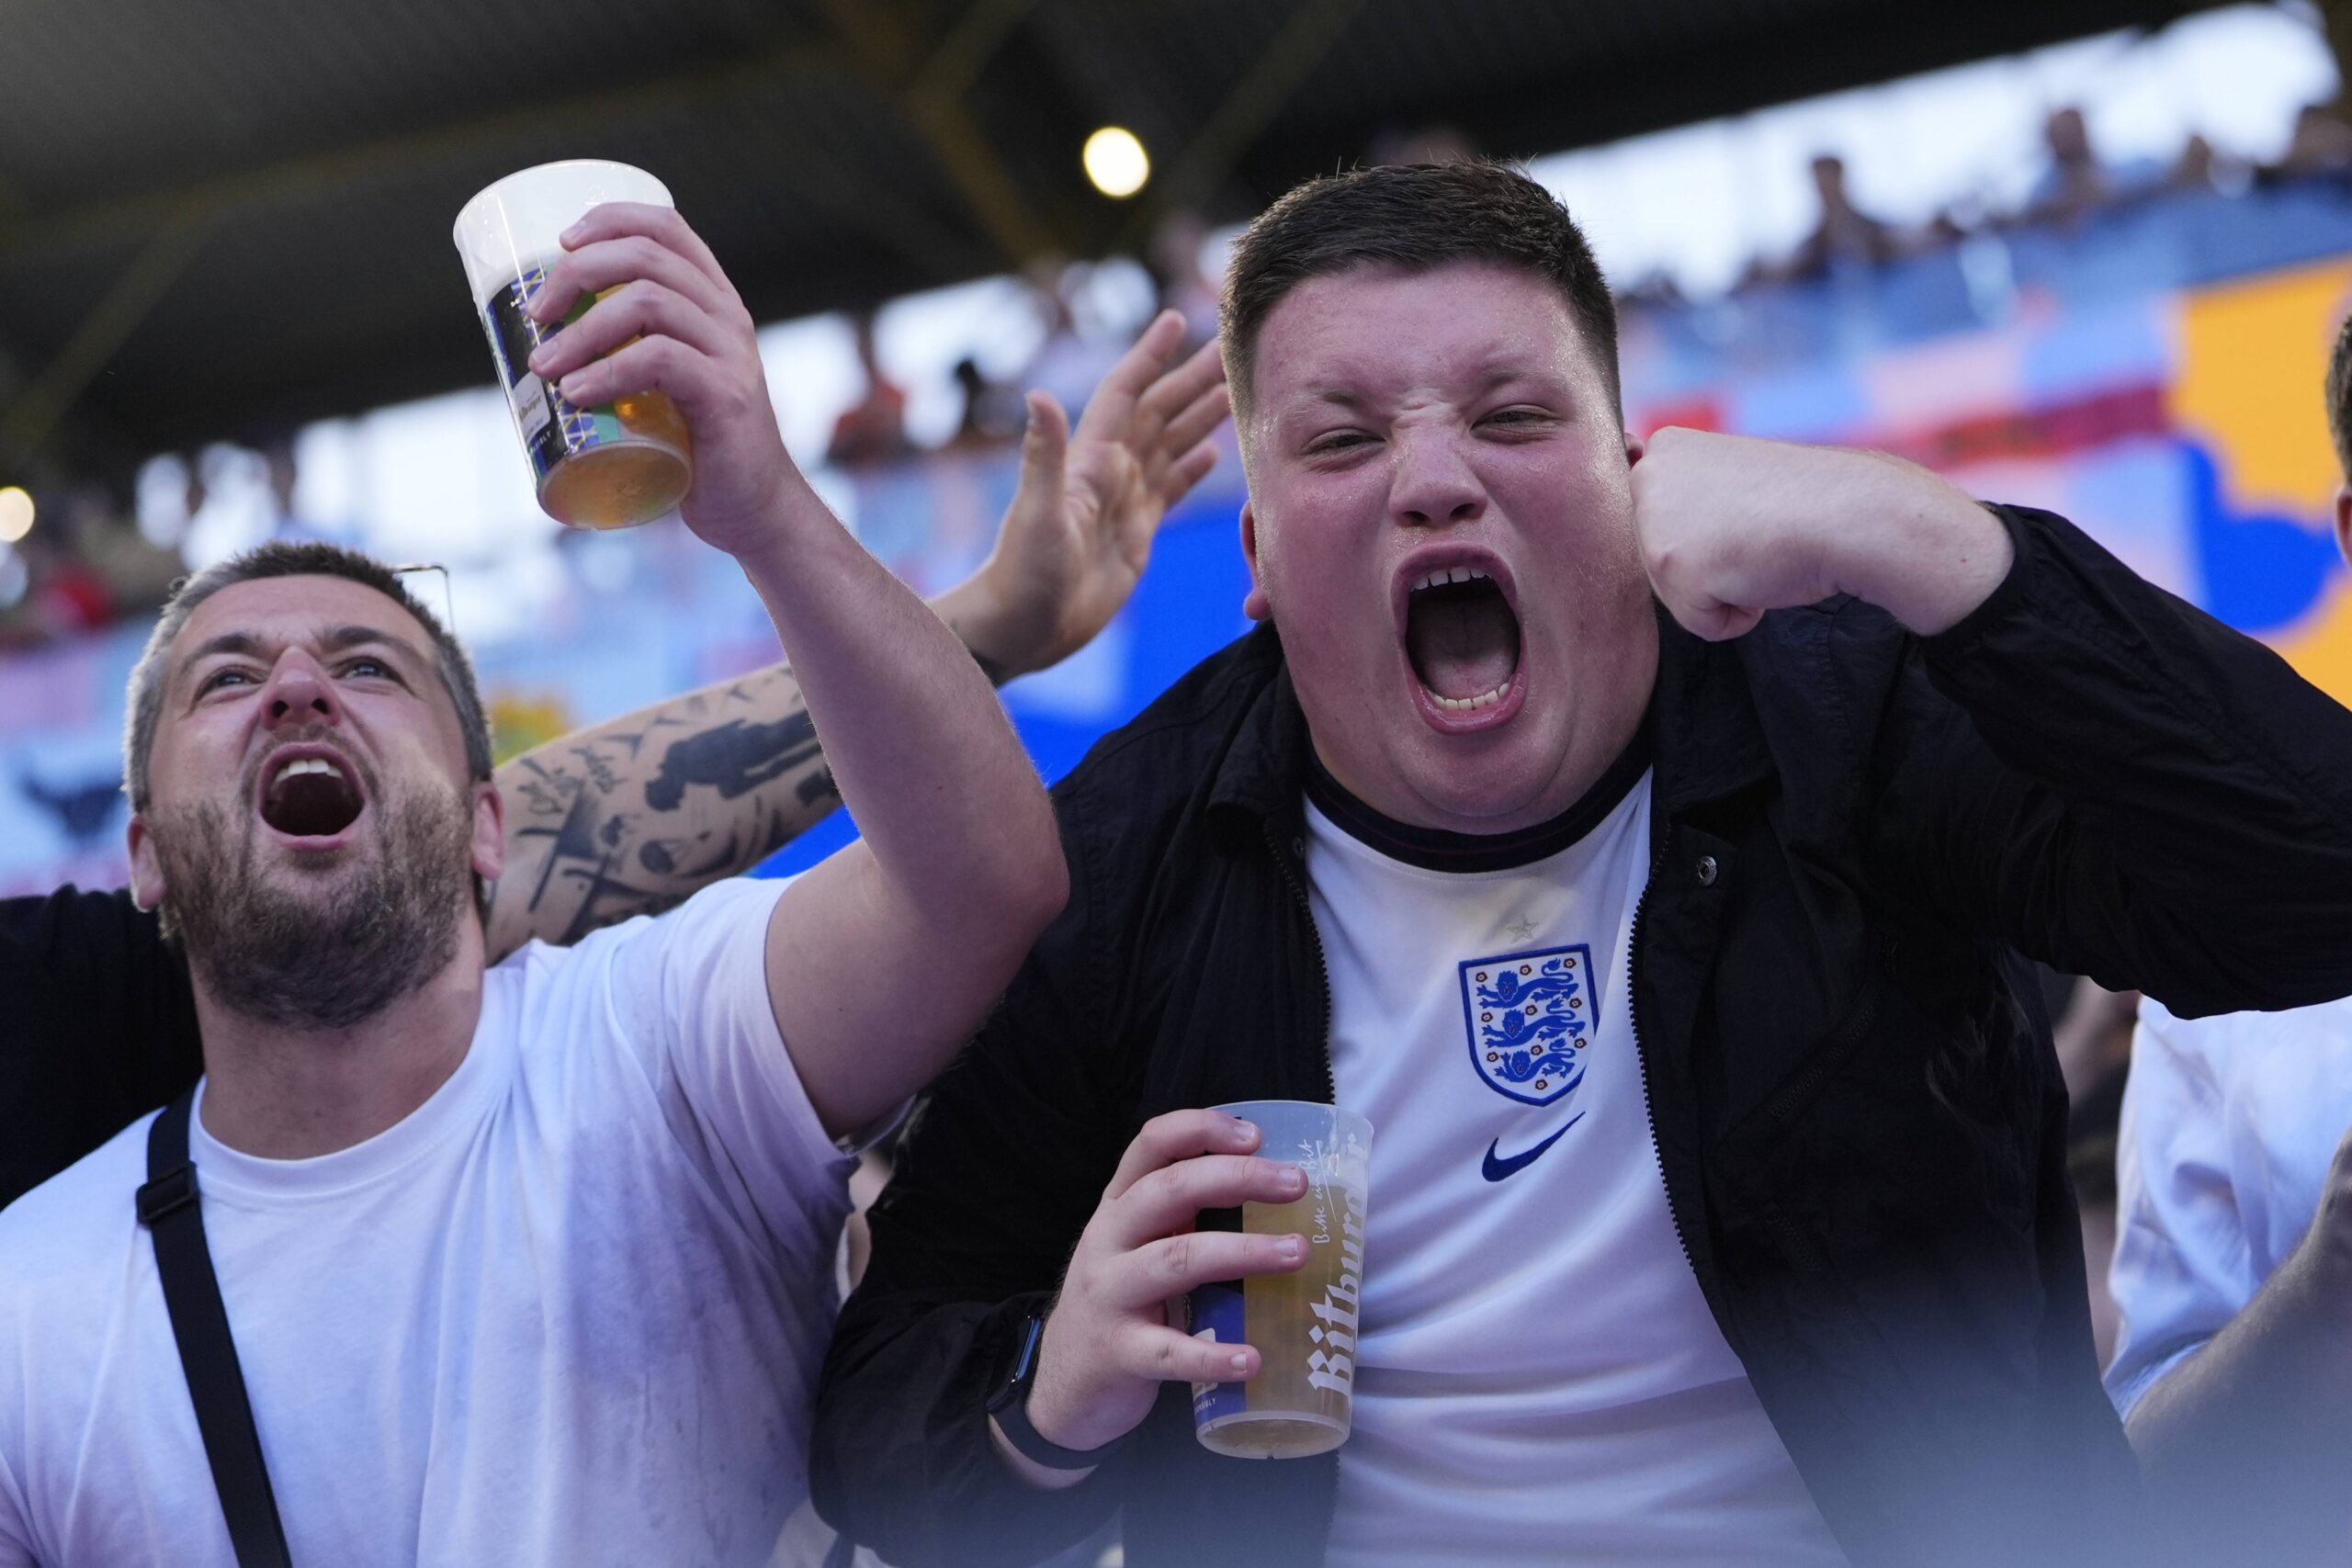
{"left": 7, "top": 94, "right": 2350, "bottom": 655}
{"left": 1747, "top": 97, "right": 2352, "bottom": 290}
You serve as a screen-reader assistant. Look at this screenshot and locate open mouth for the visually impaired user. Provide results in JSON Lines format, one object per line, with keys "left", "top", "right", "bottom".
{"left": 1405, "top": 566, "right": 1522, "bottom": 713}
{"left": 258, "top": 753, "right": 366, "bottom": 840}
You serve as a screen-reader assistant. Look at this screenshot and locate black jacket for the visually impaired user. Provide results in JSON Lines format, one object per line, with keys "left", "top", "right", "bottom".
{"left": 812, "top": 507, "right": 2352, "bottom": 1568}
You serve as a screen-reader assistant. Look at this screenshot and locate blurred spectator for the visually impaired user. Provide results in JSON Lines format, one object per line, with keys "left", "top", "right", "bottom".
{"left": 1367, "top": 122, "right": 1482, "bottom": 167}
{"left": 7, "top": 525, "right": 115, "bottom": 642}
{"left": 1148, "top": 209, "right": 1223, "bottom": 350}
{"left": 2166, "top": 132, "right": 2247, "bottom": 197}
{"left": 2272, "top": 99, "right": 2352, "bottom": 180}
{"left": 1786, "top": 153, "right": 1899, "bottom": 277}
{"left": 260, "top": 435, "right": 341, "bottom": 544}
{"left": 945, "top": 356, "right": 1024, "bottom": 453}
{"left": 1017, "top": 258, "right": 1125, "bottom": 423}
{"left": 1615, "top": 269, "right": 1688, "bottom": 311}
{"left": 63, "top": 483, "right": 179, "bottom": 617}
{"left": 825, "top": 311, "right": 915, "bottom": 468}
{"left": 2026, "top": 107, "right": 2159, "bottom": 227}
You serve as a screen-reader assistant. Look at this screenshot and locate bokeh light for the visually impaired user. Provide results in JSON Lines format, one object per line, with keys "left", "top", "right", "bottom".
{"left": 1083, "top": 127, "right": 1150, "bottom": 198}
{"left": 0, "top": 487, "right": 33, "bottom": 544}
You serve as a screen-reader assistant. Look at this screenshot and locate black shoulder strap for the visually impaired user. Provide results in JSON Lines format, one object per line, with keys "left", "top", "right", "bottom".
{"left": 137, "top": 1090, "right": 293, "bottom": 1568}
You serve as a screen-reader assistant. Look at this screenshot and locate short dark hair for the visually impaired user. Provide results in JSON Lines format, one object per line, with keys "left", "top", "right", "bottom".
{"left": 1219, "top": 161, "right": 1622, "bottom": 428}
{"left": 2328, "top": 310, "right": 2352, "bottom": 482}
{"left": 125, "top": 541, "right": 494, "bottom": 813}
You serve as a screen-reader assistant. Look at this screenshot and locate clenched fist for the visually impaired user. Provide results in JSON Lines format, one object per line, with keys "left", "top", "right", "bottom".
{"left": 1631, "top": 428, "right": 2014, "bottom": 640}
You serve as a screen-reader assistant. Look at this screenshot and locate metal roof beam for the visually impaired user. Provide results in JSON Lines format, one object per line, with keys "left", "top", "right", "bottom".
{"left": 1114, "top": 0, "right": 1362, "bottom": 253}
{"left": 820, "top": 0, "right": 1062, "bottom": 265}
{"left": 0, "top": 38, "right": 848, "bottom": 266}
{"left": 0, "top": 200, "right": 224, "bottom": 471}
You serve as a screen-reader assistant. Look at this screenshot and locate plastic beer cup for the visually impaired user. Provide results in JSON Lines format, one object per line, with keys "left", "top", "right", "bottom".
{"left": 1187, "top": 1100, "right": 1374, "bottom": 1460}
{"left": 452, "top": 161, "right": 695, "bottom": 529}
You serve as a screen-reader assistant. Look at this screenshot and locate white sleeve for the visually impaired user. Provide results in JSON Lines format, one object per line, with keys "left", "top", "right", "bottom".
{"left": 0, "top": 1421, "right": 33, "bottom": 1567}
{"left": 2104, "top": 999, "right": 2255, "bottom": 1417}
{"left": 594, "top": 876, "right": 854, "bottom": 1258}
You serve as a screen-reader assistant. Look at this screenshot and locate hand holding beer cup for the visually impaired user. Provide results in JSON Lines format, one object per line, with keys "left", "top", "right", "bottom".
{"left": 518, "top": 201, "right": 806, "bottom": 558}
{"left": 1008, "top": 1110, "right": 1315, "bottom": 1475}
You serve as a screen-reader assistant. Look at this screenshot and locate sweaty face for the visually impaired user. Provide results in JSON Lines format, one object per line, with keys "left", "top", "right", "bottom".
{"left": 132, "top": 576, "right": 498, "bottom": 1029}
{"left": 1241, "top": 261, "right": 1658, "bottom": 833}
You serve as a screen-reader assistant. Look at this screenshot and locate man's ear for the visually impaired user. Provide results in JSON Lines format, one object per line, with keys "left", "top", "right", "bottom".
{"left": 1239, "top": 502, "right": 1272, "bottom": 623}
{"left": 469, "top": 784, "right": 505, "bottom": 886}
{"left": 2334, "top": 483, "right": 2351, "bottom": 570}
{"left": 1623, "top": 430, "right": 1647, "bottom": 468}
{"left": 128, "top": 813, "right": 164, "bottom": 915}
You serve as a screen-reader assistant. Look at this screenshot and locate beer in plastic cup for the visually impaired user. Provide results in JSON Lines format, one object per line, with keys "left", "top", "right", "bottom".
{"left": 1187, "top": 1100, "right": 1373, "bottom": 1460}
{"left": 452, "top": 161, "right": 695, "bottom": 530}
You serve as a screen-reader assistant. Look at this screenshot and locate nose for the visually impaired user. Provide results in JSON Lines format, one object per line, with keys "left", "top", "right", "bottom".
{"left": 260, "top": 649, "right": 343, "bottom": 731}
{"left": 1389, "top": 427, "right": 1487, "bottom": 529}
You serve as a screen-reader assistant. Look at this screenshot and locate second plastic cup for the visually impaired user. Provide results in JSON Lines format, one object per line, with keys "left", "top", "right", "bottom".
{"left": 1186, "top": 1100, "right": 1374, "bottom": 1460}
{"left": 452, "top": 160, "right": 695, "bottom": 529}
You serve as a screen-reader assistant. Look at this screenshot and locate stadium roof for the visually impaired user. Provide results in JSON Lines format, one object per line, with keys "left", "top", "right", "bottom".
{"left": 0, "top": 0, "right": 2231, "bottom": 486}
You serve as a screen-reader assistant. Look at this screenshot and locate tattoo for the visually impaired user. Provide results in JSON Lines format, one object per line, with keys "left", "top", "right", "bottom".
{"left": 514, "top": 773, "right": 613, "bottom": 916}
{"left": 597, "top": 714, "right": 687, "bottom": 761}
{"left": 503, "top": 665, "right": 831, "bottom": 940}
{"left": 645, "top": 713, "right": 820, "bottom": 811}
{"left": 511, "top": 756, "right": 581, "bottom": 819}
{"left": 571, "top": 744, "right": 621, "bottom": 798}
{"left": 550, "top": 856, "right": 684, "bottom": 944}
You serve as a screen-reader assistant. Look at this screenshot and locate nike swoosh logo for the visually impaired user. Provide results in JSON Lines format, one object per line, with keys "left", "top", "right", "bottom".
{"left": 1480, "top": 1113, "right": 1585, "bottom": 1182}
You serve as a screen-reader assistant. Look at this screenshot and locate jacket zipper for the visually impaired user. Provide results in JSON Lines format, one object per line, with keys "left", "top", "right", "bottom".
{"left": 1264, "top": 819, "right": 1338, "bottom": 1104}
{"left": 1261, "top": 818, "right": 1339, "bottom": 1553}
{"left": 1627, "top": 825, "right": 1711, "bottom": 1314}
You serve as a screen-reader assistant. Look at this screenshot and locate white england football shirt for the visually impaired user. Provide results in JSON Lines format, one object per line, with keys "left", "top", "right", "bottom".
{"left": 1305, "top": 757, "right": 1847, "bottom": 1566}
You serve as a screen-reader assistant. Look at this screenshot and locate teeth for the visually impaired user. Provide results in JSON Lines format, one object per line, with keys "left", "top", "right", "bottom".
{"left": 1410, "top": 566, "right": 1493, "bottom": 593}
{"left": 1431, "top": 678, "right": 1512, "bottom": 714}
{"left": 273, "top": 757, "right": 343, "bottom": 787}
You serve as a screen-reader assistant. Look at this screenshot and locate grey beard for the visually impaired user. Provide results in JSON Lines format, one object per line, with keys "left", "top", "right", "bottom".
{"left": 153, "top": 784, "right": 475, "bottom": 1032}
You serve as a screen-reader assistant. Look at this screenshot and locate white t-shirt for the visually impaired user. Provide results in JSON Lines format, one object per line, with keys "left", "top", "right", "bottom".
{"left": 2106, "top": 994, "right": 2352, "bottom": 1416}
{"left": 0, "top": 877, "right": 854, "bottom": 1568}
{"left": 1306, "top": 769, "right": 1846, "bottom": 1567}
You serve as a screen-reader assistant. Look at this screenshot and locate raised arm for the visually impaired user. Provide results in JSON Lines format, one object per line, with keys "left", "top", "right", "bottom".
{"left": 483, "top": 310, "right": 1227, "bottom": 961}
{"left": 527, "top": 201, "right": 1067, "bottom": 1138}
{"left": 1634, "top": 429, "right": 2352, "bottom": 1011}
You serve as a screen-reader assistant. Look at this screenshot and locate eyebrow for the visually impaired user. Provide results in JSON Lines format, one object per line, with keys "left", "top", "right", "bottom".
{"left": 1299, "top": 385, "right": 1369, "bottom": 410}
{"left": 175, "top": 624, "right": 428, "bottom": 686}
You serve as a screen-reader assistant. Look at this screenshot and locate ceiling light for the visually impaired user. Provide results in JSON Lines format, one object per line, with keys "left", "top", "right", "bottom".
{"left": 1083, "top": 127, "right": 1149, "bottom": 199}
{"left": 0, "top": 487, "right": 32, "bottom": 545}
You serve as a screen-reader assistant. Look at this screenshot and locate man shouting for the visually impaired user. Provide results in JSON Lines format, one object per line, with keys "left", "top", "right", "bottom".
{"left": 0, "top": 203, "right": 1065, "bottom": 1566}
{"left": 811, "top": 162, "right": 2352, "bottom": 1568}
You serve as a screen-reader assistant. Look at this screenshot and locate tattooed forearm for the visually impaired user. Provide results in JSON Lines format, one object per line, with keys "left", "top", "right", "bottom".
{"left": 644, "top": 713, "right": 820, "bottom": 810}
{"left": 486, "top": 610, "right": 1012, "bottom": 957}
{"left": 484, "top": 662, "right": 852, "bottom": 957}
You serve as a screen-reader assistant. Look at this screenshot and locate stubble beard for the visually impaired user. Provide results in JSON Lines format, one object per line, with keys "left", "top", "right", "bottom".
{"left": 152, "top": 782, "right": 477, "bottom": 1032}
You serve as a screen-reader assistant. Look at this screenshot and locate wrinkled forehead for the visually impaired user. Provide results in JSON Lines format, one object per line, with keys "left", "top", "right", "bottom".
{"left": 1248, "top": 260, "right": 1600, "bottom": 423}
{"left": 168, "top": 575, "right": 439, "bottom": 686}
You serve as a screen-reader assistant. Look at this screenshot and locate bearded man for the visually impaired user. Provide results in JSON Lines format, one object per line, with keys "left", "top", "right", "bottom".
{"left": 0, "top": 299, "right": 1227, "bottom": 1212}
{"left": 810, "top": 162, "right": 2352, "bottom": 1568}
{"left": 0, "top": 203, "right": 1066, "bottom": 1567}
